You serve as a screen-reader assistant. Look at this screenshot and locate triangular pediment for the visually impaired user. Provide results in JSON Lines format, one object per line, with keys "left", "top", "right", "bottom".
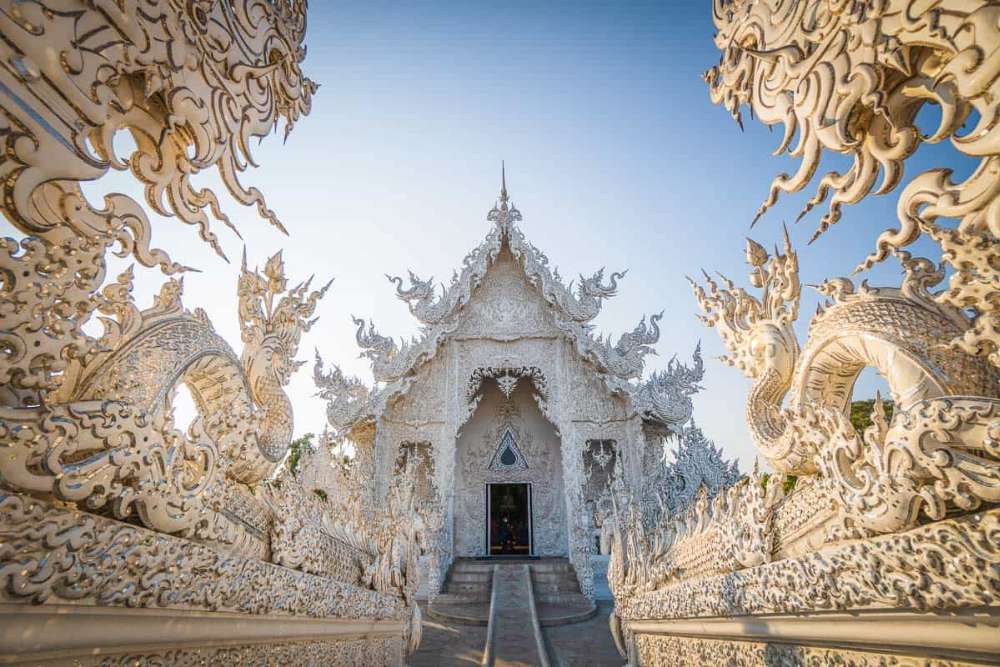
{"left": 488, "top": 428, "right": 528, "bottom": 471}
{"left": 325, "top": 177, "right": 699, "bottom": 436}
{"left": 455, "top": 248, "right": 560, "bottom": 338}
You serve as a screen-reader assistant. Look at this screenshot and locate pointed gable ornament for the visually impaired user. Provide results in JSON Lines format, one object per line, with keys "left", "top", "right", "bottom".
{"left": 487, "top": 161, "right": 522, "bottom": 233}
{"left": 489, "top": 428, "right": 528, "bottom": 471}
{"left": 496, "top": 374, "right": 519, "bottom": 399}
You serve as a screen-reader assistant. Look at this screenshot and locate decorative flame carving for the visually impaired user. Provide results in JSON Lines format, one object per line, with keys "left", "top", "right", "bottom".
{"left": 0, "top": 3, "right": 423, "bottom": 662}
{"left": 612, "top": 7, "right": 1000, "bottom": 652}
{"left": 704, "top": 0, "right": 1000, "bottom": 372}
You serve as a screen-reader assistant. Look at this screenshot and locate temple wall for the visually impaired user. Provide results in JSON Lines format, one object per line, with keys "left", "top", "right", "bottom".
{"left": 453, "top": 382, "right": 567, "bottom": 557}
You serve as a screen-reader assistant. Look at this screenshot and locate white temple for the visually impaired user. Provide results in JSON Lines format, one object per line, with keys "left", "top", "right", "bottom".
{"left": 313, "top": 171, "right": 713, "bottom": 598}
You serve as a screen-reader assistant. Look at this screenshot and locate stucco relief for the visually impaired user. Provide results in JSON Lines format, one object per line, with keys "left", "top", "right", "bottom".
{"left": 565, "top": 352, "right": 630, "bottom": 423}
{"left": 454, "top": 385, "right": 567, "bottom": 557}
{"left": 455, "top": 338, "right": 565, "bottom": 427}
{"left": 455, "top": 249, "right": 561, "bottom": 339}
{"left": 316, "top": 180, "right": 711, "bottom": 602}
{"left": 385, "top": 360, "right": 448, "bottom": 425}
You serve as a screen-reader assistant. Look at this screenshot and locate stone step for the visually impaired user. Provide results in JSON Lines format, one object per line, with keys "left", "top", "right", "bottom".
{"left": 444, "top": 582, "right": 491, "bottom": 595}
{"left": 529, "top": 571, "right": 577, "bottom": 583}
{"left": 535, "top": 591, "right": 588, "bottom": 605}
{"left": 527, "top": 563, "right": 574, "bottom": 573}
{"left": 449, "top": 560, "right": 496, "bottom": 572}
{"left": 530, "top": 581, "right": 579, "bottom": 594}
{"left": 425, "top": 601, "right": 491, "bottom": 627}
{"left": 535, "top": 597, "right": 598, "bottom": 627}
{"left": 432, "top": 592, "right": 491, "bottom": 605}
{"left": 448, "top": 571, "right": 493, "bottom": 583}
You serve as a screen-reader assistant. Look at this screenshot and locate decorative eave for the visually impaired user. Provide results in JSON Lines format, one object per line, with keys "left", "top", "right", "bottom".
{"left": 361, "top": 171, "right": 655, "bottom": 383}
{"left": 388, "top": 166, "right": 626, "bottom": 329}
{"left": 314, "top": 170, "right": 705, "bottom": 436}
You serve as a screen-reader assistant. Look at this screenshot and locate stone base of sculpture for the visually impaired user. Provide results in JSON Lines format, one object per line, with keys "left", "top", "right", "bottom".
{"left": 614, "top": 506, "right": 1000, "bottom": 666}
{"left": 0, "top": 493, "right": 409, "bottom": 666}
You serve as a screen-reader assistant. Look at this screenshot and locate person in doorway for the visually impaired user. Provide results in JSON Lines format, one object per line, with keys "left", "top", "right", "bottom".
{"left": 498, "top": 513, "right": 514, "bottom": 553}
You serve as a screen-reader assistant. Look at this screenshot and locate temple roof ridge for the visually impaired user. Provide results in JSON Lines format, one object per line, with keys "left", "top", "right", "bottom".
{"left": 315, "top": 173, "right": 704, "bottom": 436}
{"left": 387, "top": 168, "right": 627, "bottom": 331}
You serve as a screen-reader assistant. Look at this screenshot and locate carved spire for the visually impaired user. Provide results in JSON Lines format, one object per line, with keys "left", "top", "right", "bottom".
{"left": 500, "top": 160, "right": 508, "bottom": 205}
{"left": 488, "top": 161, "right": 522, "bottom": 232}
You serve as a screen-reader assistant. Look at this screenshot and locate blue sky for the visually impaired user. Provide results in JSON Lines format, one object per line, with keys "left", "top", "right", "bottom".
{"left": 10, "top": 2, "right": 973, "bottom": 470}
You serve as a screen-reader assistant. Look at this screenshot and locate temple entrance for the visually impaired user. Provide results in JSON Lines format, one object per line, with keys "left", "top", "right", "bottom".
{"left": 487, "top": 483, "right": 532, "bottom": 556}
{"left": 453, "top": 378, "right": 566, "bottom": 558}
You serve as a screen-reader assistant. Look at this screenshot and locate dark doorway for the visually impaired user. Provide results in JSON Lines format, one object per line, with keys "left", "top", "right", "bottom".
{"left": 487, "top": 483, "right": 532, "bottom": 556}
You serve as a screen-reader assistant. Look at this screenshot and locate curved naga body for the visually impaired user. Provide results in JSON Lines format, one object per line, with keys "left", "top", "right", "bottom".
{"left": 690, "top": 235, "right": 1000, "bottom": 534}
{"left": 0, "top": 0, "right": 325, "bottom": 534}
{"left": 703, "top": 0, "right": 1000, "bottom": 374}
{"left": 0, "top": 2, "right": 427, "bottom": 662}
{"left": 0, "top": 252, "right": 330, "bottom": 536}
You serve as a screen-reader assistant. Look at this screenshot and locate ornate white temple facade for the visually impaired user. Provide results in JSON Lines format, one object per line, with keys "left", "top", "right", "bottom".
{"left": 3, "top": 1, "right": 998, "bottom": 664}
{"left": 314, "top": 174, "right": 707, "bottom": 598}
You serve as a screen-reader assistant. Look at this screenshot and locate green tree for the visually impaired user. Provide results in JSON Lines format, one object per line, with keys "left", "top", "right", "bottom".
{"left": 286, "top": 433, "right": 315, "bottom": 476}
{"left": 849, "top": 398, "right": 894, "bottom": 434}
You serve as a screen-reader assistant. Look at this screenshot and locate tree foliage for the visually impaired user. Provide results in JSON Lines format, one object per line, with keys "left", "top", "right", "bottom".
{"left": 286, "top": 433, "right": 315, "bottom": 476}
{"left": 849, "top": 398, "right": 895, "bottom": 434}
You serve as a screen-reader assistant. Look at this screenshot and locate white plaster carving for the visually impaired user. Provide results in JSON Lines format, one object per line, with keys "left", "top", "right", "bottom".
{"left": 610, "top": 2, "right": 1000, "bottom": 662}
{"left": 315, "top": 178, "right": 710, "bottom": 601}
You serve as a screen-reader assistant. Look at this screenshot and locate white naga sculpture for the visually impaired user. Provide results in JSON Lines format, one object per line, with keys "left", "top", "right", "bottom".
{"left": 0, "top": 2, "right": 422, "bottom": 664}
{"left": 691, "top": 236, "right": 998, "bottom": 534}
{"left": 611, "top": 1, "right": 1000, "bottom": 665}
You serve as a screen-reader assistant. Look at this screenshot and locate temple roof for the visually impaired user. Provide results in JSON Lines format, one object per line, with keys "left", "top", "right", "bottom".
{"left": 315, "top": 171, "right": 703, "bottom": 436}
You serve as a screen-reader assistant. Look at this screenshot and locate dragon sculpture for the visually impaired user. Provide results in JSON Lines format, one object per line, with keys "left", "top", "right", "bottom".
{"left": 690, "top": 235, "right": 999, "bottom": 533}
{"left": 638, "top": 418, "right": 741, "bottom": 524}
{"left": 704, "top": 0, "right": 999, "bottom": 371}
{"left": 605, "top": 2, "right": 1000, "bottom": 661}
{"left": 0, "top": 0, "right": 316, "bottom": 403}
{"left": 606, "top": 457, "right": 788, "bottom": 656}
{"left": 0, "top": 0, "right": 330, "bottom": 523}
{"left": 314, "top": 351, "right": 381, "bottom": 435}
{"left": 692, "top": 0, "right": 1000, "bottom": 535}
{"left": 0, "top": 2, "right": 422, "bottom": 659}
{"left": 632, "top": 344, "right": 704, "bottom": 430}
{"left": 389, "top": 265, "right": 627, "bottom": 326}
{"left": 0, "top": 249, "right": 330, "bottom": 537}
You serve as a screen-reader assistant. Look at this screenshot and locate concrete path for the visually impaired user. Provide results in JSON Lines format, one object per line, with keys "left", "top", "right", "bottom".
{"left": 492, "top": 564, "right": 545, "bottom": 666}
{"left": 409, "top": 602, "right": 487, "bottom": 667}
{"left": 542, "top": 601, "right": 622, "bottom": 667}
{"left": 413, "top": 564, "right": 621, "bottom": 666}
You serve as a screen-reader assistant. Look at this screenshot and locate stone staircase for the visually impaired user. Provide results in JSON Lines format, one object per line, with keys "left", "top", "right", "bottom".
{"left": 427, "top": 558, "right": 596, "bottom": 629}
{"left": 426, "top": 559, "right": 494, "bottom": 625}
{"left": 412, "top": 559, "right": 610, "bottom": 667}
{"left": 529, "top": 558, "right": 585, "bottom": 604}
{"left": 432, "top": 558, "right": 494, "bottom": 605}
{"left": 528, "top": 560, "right": 596, "bottom": 628}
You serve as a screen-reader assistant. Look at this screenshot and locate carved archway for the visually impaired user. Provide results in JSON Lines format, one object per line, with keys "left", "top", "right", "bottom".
{"left": 466, "top": 366, "right": 548, "bottom": 403}
{"left": 462, "top": 365, "right": 553, "bottom": 434}
{"left": 453, "top": 378, "right": 567, "bottom": 557}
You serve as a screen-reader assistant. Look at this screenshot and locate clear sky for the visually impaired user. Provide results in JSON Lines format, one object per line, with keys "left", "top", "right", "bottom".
{"left": 9, "top": 1, "right": 972, "bottom": 471}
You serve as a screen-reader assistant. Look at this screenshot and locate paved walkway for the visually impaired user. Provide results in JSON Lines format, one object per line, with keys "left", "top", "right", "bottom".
{"left": 409, "top": 602, "right": 487, "bottom": 667}
{"left": 492, "top": 564, "right": 544, "bottom": 666}
{"left": 411, "top": 575, "right": 622, "bottom": 666}
{"left": 542, "top": 601, "right": 622, "bottom": 667}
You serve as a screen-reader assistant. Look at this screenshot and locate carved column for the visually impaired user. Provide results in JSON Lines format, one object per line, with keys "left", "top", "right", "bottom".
{"left": 555, "top": 346, "right": 596, "bottom": 599}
